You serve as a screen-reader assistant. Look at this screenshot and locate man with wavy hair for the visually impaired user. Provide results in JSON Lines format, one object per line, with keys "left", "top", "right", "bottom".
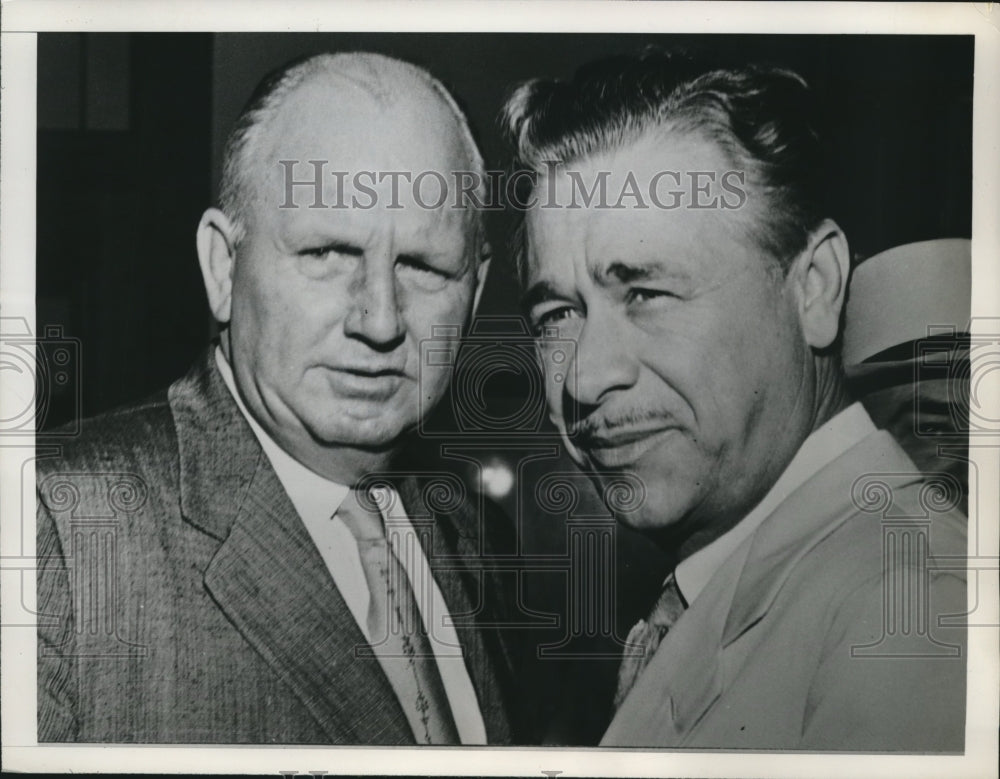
{"left": 504, "top": 50, "right": 967, "bottom": 750}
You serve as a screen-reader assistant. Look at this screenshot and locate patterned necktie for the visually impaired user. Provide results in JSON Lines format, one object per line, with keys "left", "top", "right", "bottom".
{"left": 336, "top": 487, "right": 460, "bottom": 744}
{"left": 613, "top": 572, "right": 688, "bottom": 710}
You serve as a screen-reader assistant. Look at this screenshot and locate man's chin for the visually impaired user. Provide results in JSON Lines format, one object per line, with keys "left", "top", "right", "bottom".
{"left": 612, "top": 504, "right": 683, "bottom": 533}
{"left": 611, "top": 504, "right": 703, "bottom": 560}
{"left": 305, "top": 417, "right": 412, "bottom": 453}
{"left": 588, "top": 465, "right": 699, "bottom": 535}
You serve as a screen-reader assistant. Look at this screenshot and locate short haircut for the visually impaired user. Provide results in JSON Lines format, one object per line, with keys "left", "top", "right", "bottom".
{"left": 219, "top": 51, "right": 487, "bottom": 247}
{"left": 501, "top": 48, "right": 825, "bottom": 279}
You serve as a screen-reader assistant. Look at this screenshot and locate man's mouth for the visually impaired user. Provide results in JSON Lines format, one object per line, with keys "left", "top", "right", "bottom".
{"left": 322, "top": 365, "right": 408, "bottom": 398}
{"left": 573, "top": 422, "right": 679, "bottom": 469}
{"left": 340, "top": 365, "right": 406, "bottom": 377}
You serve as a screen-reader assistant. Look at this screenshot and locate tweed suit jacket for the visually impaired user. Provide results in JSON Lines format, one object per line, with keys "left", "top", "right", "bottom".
{"left": 37, "top": 350, "right": 516, "bottom": 744}
{"left": 602, "top": 430, "right": 967, "bottom": 751}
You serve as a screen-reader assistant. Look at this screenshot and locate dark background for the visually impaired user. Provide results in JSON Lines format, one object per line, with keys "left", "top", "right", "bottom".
{"left": 36, "top": 32, "right": 974, "bottom": 744}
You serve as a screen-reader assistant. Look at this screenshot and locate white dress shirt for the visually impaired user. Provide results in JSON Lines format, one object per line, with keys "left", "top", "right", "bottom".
{"left": 675, "top": 402, "right": 878, "bottom": 605}
{"left": 215, "top": 348, "right": 487, "bottom": 744}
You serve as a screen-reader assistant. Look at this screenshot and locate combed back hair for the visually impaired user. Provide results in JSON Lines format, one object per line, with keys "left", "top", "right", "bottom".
{"left": 219, "top": 51, "right": 487, "bottom": 247}
{"left": 501, "top": 48, "right": 825, "bottom": 279}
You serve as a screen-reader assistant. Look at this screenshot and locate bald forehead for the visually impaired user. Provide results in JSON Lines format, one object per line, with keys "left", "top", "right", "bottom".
{"left": 219, "top": 52, "right": 487, "bottom": 250}
{"left": 308, "top": 53, "right": 446, "bottom": 106}
{"left": 262, "top": 55, "right": 475, "bottom": 166}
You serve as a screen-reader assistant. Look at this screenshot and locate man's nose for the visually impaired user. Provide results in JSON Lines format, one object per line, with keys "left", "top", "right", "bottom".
{"left": 344, "top": 258, "right": 405, "bottom": 349}
{"left": 563, "top": 312, "right": 639, "bottom": 409}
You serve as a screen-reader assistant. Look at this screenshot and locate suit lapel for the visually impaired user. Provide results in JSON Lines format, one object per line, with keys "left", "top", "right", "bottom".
{"left": 395, "top": 475, "right": 513, "bottom": 744}
{"left": 721, "top": 430, "right": 920, "bottom": 648}
{"left": 605, "top": 429, "right": 921, "bottom": 746}
{"left": 603, "top": 544, "right": 739, "bottom": 746}
{"left": 170, "top": 350, "right": 412, "bottom": 744}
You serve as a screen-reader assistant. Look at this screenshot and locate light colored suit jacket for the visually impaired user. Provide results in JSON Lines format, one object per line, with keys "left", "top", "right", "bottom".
{"left": 602, "top": 430, "right": 967, "bottom": 751}
{"left": 37, "top": 349, "right": 516, "bottom": 744}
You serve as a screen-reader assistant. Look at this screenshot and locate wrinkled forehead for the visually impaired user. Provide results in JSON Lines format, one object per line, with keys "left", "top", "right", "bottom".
{"left": 524, "top": 130, "right": 766, "bottom": 278}
{"left": 272, "top": 180, "right": 478, "bottom": 259}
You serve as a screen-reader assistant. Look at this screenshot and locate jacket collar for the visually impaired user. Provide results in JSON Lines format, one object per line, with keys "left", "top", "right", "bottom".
{"left": 170, "top": 349, "right": 411, "bottom": 742}
{"left": 170, "top": 347, "right": 260, "bottom": 542}
{"left": 168, "top": 349, "right": 510, "bottom": 743}
{"left": 605, "top": 429, "right": 921, "bottom": 744}
{"left": 720, "top": 429, "right": 920, "bottom": 648}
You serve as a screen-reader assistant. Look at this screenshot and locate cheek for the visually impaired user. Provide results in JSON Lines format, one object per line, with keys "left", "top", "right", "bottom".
{"left": 400, "top": 281, "right": 475, "bottom": 340}
{"left": 536, "top": 335, "right": 577, "bottom": 411}
{"left": 704, "top": 293, "right": 804, "bottom": 430}
{"left": 242, "top": 294, "right": 307, "bottom": 364}
{"left": 245, "top": 267, "right": 353, "bottom": 342}
{"left": 634, "top": 302, "right": 768, "bottom": 434}
{"left": 637, "top": 311, "right": 725, "bottom": 391}
{"left": 419, "top": 364, "right": 453, "bottom": 406}
{"left": 731, "top": 287, "right": 803, "bottom": 376}
{"left": 543, "top": 369, "right": 565, "bottom": 414}
{"left": 234, "top": 260, "right": 294, "bottom": 335}
{"left": 230, "top": 272, "right": 268, "bottom": 352}
{"left": 532, "top": 347, "right": 563, "bottom": 409}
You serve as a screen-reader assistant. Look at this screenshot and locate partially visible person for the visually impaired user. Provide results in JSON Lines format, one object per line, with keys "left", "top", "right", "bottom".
{"left": 842, "top": 238, "right": 972, "bottom": 514}
{"left": 503, "top": 50, "right": 967, "bottom": 750}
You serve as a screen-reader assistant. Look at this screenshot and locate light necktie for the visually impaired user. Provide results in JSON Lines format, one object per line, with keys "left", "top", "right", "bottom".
{"left": 613, "top": 572, "right": 688, "bottom": 710}
{"left": 336, "top": 487, "right": 460, "bottom": 745}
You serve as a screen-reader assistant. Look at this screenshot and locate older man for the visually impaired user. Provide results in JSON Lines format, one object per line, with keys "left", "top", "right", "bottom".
{"left": 37, "top": 52, "right": 512, "bottom": 744}
{"left": 504, "top": 51, "right": 967, "bottom": 750}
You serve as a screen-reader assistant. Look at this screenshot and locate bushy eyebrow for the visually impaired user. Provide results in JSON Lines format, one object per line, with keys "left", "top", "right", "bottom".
{"left": 296, "top": 240, "right": 364, "bottom": 257}
{"left": 596, "top": 260, "right": 691, "bottom": 286}
{"left": 520, "top": 280, "right": 563, "bottom": 314}
{"left": 520, "top": 260, "right": 694, "bottom": 313}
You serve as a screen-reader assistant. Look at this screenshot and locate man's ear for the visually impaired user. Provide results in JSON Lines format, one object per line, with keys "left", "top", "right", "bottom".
{"left": 196, "top": 208, "right": 239, "bottom": 324}
{"left": 472, "top": 240, "right": 493, "bottom": 315}
{"left": 787, "top": 219, "right": 850, "bottom": 350}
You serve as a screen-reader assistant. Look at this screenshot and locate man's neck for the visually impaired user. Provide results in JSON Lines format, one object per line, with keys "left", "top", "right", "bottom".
{"left": 807, "top": 363, "right": 853, "bottom": 435}
{"left": 269, "top": 428, "right": 399, "bottom": 486}
{"left": 671, "top": 398, "right": 876, "bottom": 605}
{"left": 672, "top": 370, "right": 853, "bottom": 563}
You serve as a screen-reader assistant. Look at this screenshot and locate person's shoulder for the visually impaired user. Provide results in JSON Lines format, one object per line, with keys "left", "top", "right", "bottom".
{"left": 791, "top": 427, "right": 967, "bottom": 575}
{"left": 765, "top": 463, "right": 968, "bottom": 627}
{"left": 828, "top": 471, "right": 966, "bottom": 568}
{"left": 791, "top": 470, "right": 968, "bottom": 631}
{"left": 37, "top": 388, "right": 176, "bottom": 480}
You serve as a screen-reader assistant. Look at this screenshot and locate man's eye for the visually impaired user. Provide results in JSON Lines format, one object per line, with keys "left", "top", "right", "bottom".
{"left": 296, "top": 243, "right": 363, "bottom": 277}
{"left": 396, "top": 255, "right": 457, "bottom": 288}
{"left": 398, "top": 255, "right": 447, "bottom": 278}
{"left": 627, "top": 287, "right": 676, "bottom": 305}
{"left": 532, "top": 306, "right": 580, "bottom": 336}
{"left": 298, "top": 243, "right": 361, "bottom": 262}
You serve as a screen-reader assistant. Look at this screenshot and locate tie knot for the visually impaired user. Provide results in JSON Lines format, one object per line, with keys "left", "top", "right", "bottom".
{"left": 337, "top": 486, "right": 387, "bottom": 542}
{"left": 647, "top": 573, "right": 687, "bottom": 633}
{"left": 613, "top": 572, "right": 689, "bottom": 711}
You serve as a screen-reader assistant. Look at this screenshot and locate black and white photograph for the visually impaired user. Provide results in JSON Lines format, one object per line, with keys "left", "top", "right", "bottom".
{"left": 1, "top": 2, "right": 998, "bottom": 777}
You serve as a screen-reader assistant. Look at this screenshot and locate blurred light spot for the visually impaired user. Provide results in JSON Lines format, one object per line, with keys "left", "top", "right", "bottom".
{"left": 481, "top": 461, "right": 514, "bottom": 499}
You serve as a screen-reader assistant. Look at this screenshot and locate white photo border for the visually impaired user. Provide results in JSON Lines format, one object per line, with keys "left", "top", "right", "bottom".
{"left": 2, "top": 2, "right": 998, "bottom": 777}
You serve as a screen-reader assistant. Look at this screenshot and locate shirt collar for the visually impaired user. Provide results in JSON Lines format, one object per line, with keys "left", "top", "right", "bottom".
{"left": 674, "top": 402, "right": 877, "bottom": 605}
{"left": 214, "top": 347, "right": 349, "bottom": 522}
